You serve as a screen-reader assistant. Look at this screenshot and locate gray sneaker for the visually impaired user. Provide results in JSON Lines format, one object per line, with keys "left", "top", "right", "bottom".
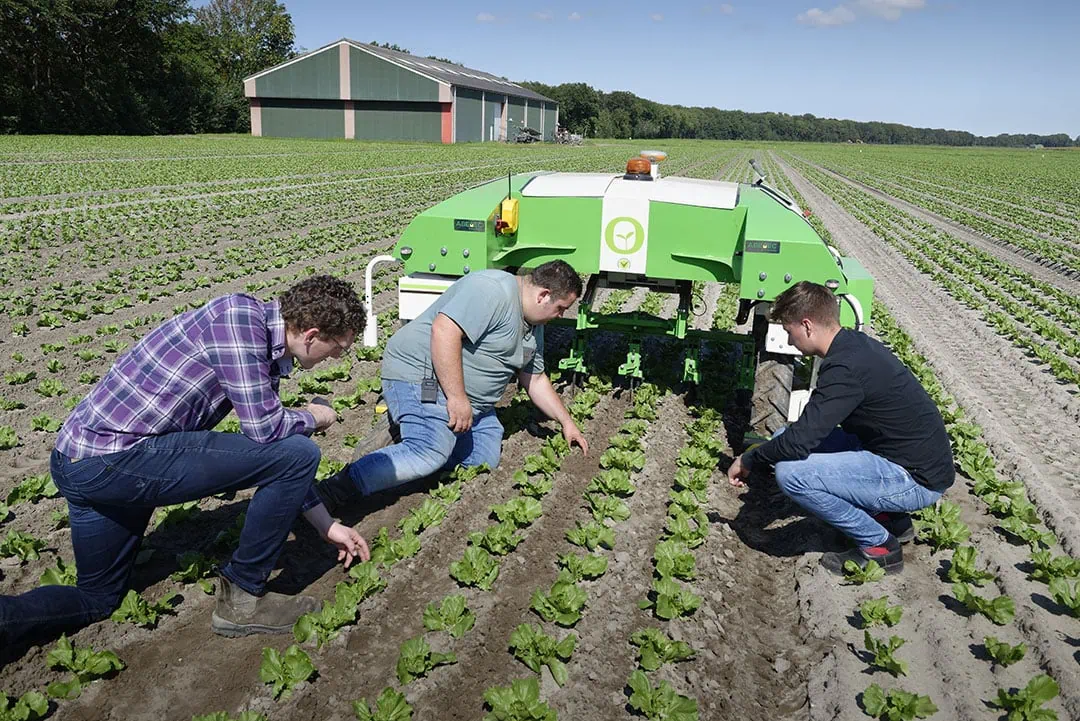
{"left": 350, "top": 411, "right": 401, "bottom": 462}
{"left": 210, "top": 576, "right": 318, "bottom": 637}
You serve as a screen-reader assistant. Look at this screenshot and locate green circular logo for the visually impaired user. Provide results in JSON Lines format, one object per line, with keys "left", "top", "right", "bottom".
{"left": 604, "top": 216, "right": 645, "bottom": 255}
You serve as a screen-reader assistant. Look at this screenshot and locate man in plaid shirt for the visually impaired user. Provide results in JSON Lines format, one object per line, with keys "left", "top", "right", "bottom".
{"left": 0, "top": 275, "right": 370, "bottom": 648}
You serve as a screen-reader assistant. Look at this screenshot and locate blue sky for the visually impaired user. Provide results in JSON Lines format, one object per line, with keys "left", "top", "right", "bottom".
{"left": 283, "top": 1, "right": 1078, "bottom": 137}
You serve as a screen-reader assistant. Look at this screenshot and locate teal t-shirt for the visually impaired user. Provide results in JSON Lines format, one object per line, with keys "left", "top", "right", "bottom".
{"left": 381, "top": 270, "right": 545, "bottom": 412}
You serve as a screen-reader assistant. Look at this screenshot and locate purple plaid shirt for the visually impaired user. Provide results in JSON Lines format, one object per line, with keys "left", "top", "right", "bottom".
{"left": 56, "top": 294, "right": 324, "bottom": 509}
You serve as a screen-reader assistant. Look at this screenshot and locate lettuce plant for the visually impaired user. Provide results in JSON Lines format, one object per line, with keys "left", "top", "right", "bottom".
{"left": 952, "top": 583, "right": 1015, "bottom": 625}
{"left": 630, "top": 628, "right": 695, "bottom": 671}
{"left": 654, "top": 540, "right": 696, "bottom": 581}
{"left": 259, "top": 645, "right": 314, "bottom": 701}
{"left": 0, "top": 690, "right": 47, "bottom": 721}
{"left": 46, "top": 635, "right": 124, "bottom": 699}
{"left": 482, "top": 677, "right": 556, "bottom": 721}
{"left": 947, "top": 546, "right": 995, "bottom": 586}
{"left": 626, "top": 670, "right": 698, "bottom": 721}
{"left": 984, "top": 636, "right": 1026, "bottom": 667}
{"left": 556, "top": 552, "right": 608, "bottom": 583}
{"left": 991, "top": 674, "right": 1059, "bottom": 721}
{"left": 858, "top": 596, "right": 903, "bottom": 628}
{"left": 491, "top": 498, "right": 543, "bottom": 528}
{"left": 352, "top": 687, "right": 412, "bottom": 721}
{"left": 450, "top": 547, "right": 499, "bottom": 590}
{"left": 468, "top": 522, "right": 523, "bottom": 556}
{"left": 110, "top": 589, "right": 179, "bottom": 628}
{"left": 531, "top": 580, "right": 587, "bottom": 626}
{"left": 566, "top": 520, "right": 615, "bottom": 551}
{"left": 861, "top": 684, "right": 937, "bottom": 720}
{"left": 423, "top": 594, "right": 475, "bottom": 639}
{"left": 863, "top": 632, "right": 908, "bottom": 677}
{"left": 39, "top": 558, "right": 77, "bottom": 587}
{"left": 640, "top": 577, "right": 701, "bottom": 620}
{"left": 395, "top": 637, "right": 456, "bottom": 685}
{"left": 508, "top": 623, "right": 576, "bottom": 687}
{"left": 843, "top": 560, "right": 885, "bottom": 585}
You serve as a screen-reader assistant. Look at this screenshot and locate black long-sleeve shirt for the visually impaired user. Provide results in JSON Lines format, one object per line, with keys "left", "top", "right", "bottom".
{"left": 743, "top": 328, "right": 955, "bottom": 492}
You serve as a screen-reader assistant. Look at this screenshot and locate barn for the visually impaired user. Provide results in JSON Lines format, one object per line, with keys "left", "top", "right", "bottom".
{"left": 243, "top": 39, "right": 558, "bottom": 143}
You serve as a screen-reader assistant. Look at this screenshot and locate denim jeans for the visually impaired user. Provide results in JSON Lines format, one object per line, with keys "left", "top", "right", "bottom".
{"left": 773, "top": 427, "right": 942, "bottom": 547}
{"left": 349, "top": 379, "right": 503, "bottom": 496}
{"left": 0, "top": 431, "right": 320, "bottom": 648}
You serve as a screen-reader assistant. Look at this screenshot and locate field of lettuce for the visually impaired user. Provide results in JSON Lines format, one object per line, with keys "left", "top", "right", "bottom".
{"left": 0, "top": 136, "right": 1077, "bottom": 721}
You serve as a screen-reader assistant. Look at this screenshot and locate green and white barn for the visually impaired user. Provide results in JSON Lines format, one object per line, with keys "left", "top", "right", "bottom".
{"left": 243, "top": 39, "right": 558, "bottom": 143}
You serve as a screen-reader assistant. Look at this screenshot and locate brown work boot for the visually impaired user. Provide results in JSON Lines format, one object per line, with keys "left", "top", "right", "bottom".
{"left": 350, "top": 411, "right": 401, "bottom": 462}
{"left": 211, "top": 576, "right": 318, "bottom": 637}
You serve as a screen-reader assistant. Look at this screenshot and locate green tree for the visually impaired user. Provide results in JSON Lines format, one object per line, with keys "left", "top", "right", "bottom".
{"left": 194, "top": 0, "right": 295, "bottom": 131}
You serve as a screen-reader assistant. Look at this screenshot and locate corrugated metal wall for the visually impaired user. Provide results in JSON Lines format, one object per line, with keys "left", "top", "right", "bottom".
{"left": 353, "top": 101, "right": 442, "bottom": 141}
{"left": 255, "top": 50, "right": 340, "bottom": 100}
{"left": 506, "top": 97, "right": 526, "bottom": 136}
{"left": 260, "top": 100, "right": 346, "bottom": 138}
{"left": 525, "top": 101, "right": 539, "bottom": 130}
{"left": 455, "top": 88, "right": 483, "bottom": 143}
{"left": 349, "top": 47, "right": 440, "bottom": 101}
{"left": 543, "top": 104, "right": 557, "bottom": 141}
{"left": 483, "top": 94, "right": 503, "bottom": 141}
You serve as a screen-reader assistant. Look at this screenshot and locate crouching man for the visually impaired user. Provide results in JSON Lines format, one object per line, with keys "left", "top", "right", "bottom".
{"left": 0, "top": 275, "right": 370, "bottom": 650}
{"left": 316, "top": 260, "right": 589, "bottom": 513}
{"left": 727, "top": 281, "right": 954, "bottom": 575}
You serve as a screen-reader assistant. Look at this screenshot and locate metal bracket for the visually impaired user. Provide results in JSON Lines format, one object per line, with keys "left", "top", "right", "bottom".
{"left": 363, "top": 254, "right": 399, "bottom": 348}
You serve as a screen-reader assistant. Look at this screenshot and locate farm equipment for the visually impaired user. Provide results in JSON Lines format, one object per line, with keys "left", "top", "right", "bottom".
{"left": 363, "top": 152, "right": 874, "bottom": 440}
{"left": 512, "top": 125, "right": 543, "bottom": 143}
{"left": 554, "top": 126, "right": 584, "bottom": 145}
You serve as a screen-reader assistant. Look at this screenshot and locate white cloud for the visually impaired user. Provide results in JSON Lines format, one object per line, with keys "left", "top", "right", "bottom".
{"left": 797, "top": 6, "right": 857, "bottom": 26}
{"left": 531, "top": 11, "right": 553, "bottom": 21}
{"left": 719, "top": 3, "right": 735, "bottom": 13}
{"left": 476, "top": 12, "right": 496, "bottom": 22}
{"left": 797, "top": 0, "right": 923, "bottom": 26}
{"left": 857, "top": 0, "right": 926, "bottom": 20}
{"left": 650, "top": 12, "right": 663, "bottom": 21}
{"left": 568, "top": 11, "right": 582, "bottom": 21}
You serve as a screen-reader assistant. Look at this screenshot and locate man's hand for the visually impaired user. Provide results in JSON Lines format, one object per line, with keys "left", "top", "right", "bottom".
{"left": 306, "top": 402, "right": 337, "bottom": 431}
{"left": 446, "top": 394, "right": 473, "bottom": 433}
{"left": 727, "top": 455, "right": 751, "bottom": 488}
{"left": 562, "top": 419, "right": 589, "bottom": 456}
{"left": 324, "top": 521, "right": 370, "bottom": 569}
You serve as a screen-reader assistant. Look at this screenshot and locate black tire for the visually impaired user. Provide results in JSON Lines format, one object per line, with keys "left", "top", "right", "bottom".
{"left": 749, "top": 350, "right": 795, "bottom": 440}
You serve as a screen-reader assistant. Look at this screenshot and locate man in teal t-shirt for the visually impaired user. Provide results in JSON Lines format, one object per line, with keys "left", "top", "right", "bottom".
{"left": 318, "top": 260, "right": 589, "bottom": 510}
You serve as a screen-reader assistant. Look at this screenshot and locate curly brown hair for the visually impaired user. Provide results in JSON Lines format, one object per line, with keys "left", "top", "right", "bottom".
{"left": 278, "top": 275, "right": 366, "bottom": 338}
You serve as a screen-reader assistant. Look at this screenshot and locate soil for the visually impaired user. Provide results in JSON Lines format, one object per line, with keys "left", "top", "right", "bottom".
{"left": 2, "top": 141, "right": 1079, "bottom": 721}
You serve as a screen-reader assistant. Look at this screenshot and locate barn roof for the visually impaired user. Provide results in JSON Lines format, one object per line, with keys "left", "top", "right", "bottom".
{"left": 244, "top": 39, "right": 556, "bottom": 104}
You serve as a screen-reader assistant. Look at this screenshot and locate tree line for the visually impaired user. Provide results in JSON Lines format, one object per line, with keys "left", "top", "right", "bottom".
{"left": 518, "top": 81, "right": 1078, "bottom": 148}
{"left": 0, "top": 0, "right": 294, "bottom": 134}
{"left": 0, "top": 5, "right": 1074, "bottom": 147}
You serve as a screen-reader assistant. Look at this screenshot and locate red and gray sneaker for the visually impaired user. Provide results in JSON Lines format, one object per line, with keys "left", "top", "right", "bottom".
{"left": 820, "top": 534, "right": 904, "bottom": 576}
{"left": 872, "top": 512, "right": 915, "bottom": 544}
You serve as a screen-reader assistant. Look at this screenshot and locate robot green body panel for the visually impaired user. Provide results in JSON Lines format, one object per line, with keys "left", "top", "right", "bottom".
{"left": 372, "top": 155, "right": 874, "bottom": 432}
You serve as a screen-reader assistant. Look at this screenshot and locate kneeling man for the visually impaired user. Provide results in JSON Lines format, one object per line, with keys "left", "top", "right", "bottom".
{"left": 727, "top": 281, "right": 954, "bottom": 574}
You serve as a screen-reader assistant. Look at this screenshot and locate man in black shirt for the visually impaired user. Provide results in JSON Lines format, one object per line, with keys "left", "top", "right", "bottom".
{"left": 727, "top": 281, "right": 954, "bottom": 575}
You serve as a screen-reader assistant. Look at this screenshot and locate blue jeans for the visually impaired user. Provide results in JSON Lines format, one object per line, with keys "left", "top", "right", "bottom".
{"left": 349, "top": 379, "right": 503, "bottom": 496}
{"left": 773, "top": 428, "right": 942, "bottom": 547}
{"left": 0, "top": 432, "right": 320, "bottom": 648}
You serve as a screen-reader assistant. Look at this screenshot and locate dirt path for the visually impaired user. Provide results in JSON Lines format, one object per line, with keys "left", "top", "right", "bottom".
{"left": 777, "top": 155, "right": 1080, "bottom": 556}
